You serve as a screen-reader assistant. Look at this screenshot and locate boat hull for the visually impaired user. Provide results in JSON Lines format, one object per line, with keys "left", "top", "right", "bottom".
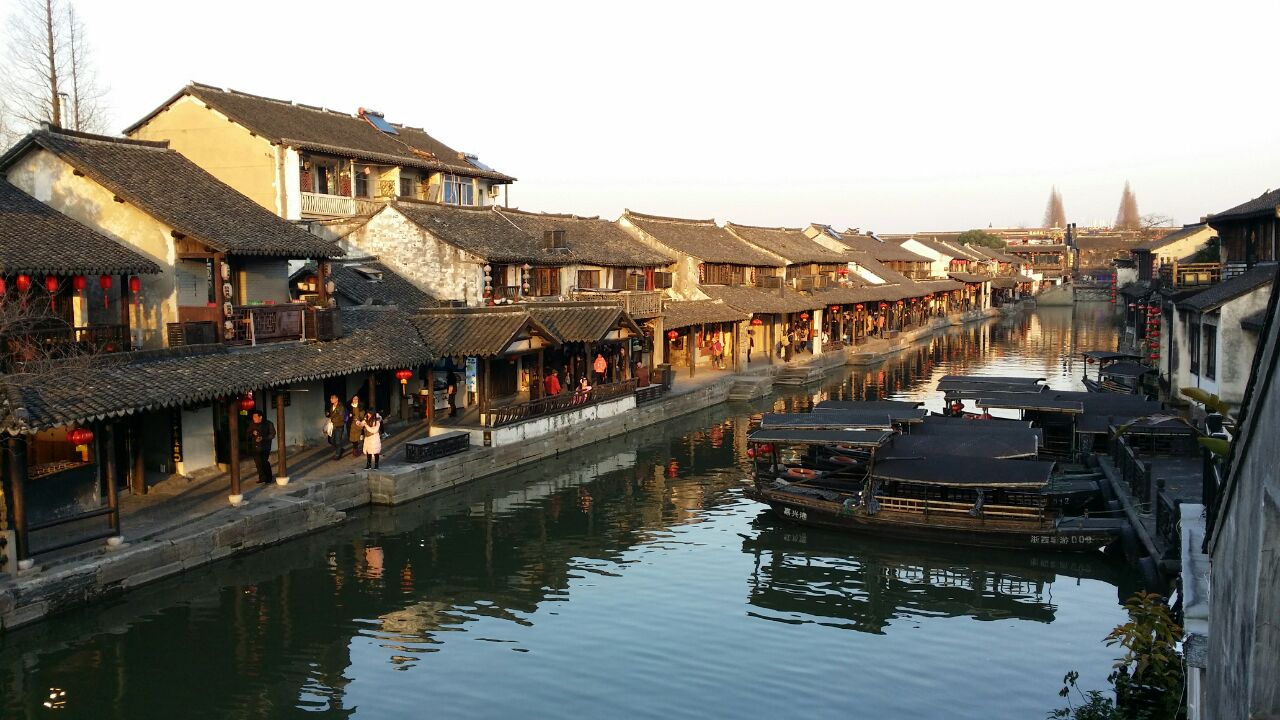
{"left": 747, "top": 486, "right": 1119, "bottom": 552}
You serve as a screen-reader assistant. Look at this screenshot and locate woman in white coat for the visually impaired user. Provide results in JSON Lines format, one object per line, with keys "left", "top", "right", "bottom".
{"left": 363, "top": 410, "right": 382, "bottom": 469}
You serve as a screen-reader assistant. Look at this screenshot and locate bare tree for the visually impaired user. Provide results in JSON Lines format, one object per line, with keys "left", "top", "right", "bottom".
{"left": 1115, "top": 181, "right": 1141, "bottom": 231}
{"left": 1, "top": 0, "right": 107, "bottom": 135}
{"left": 1042, "top": 187, "right": 1066, "bottom": 228}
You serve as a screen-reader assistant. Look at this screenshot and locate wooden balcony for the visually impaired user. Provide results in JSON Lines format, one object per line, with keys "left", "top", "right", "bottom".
{"left": 1158, "top": 262, "right": 1221, "bottom": 289}
{"left": 300, "top": 192, "right": 384, "bottom": 217}
{"left": 570, "top": 290, "right": 663, "bottom": 318}
{"left": 167, "top": 306, "right": 343, "bottom": 347}
{"left": 1, "top": 324, "right": 129, "bottom": 371}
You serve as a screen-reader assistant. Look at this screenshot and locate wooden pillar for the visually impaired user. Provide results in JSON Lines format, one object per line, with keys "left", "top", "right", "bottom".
{"left": 101, "top": 423, "right": 120, "bottom": 534}
{"left": 690, "top": 326, "right": 699, "bottom": 377}
{"left": 536, "top": 348, "right": 545, "bottom": 399}
{"left": 768, "top": 316, "right": 775, "bottom": 365}
{"left": 5, "top": 435, "right": 30, "bottom": 563}
{"left": 316, "top": 261, "right": 330, "bottom": 307}
{"left": 130, "top": 417, "right": 146, "bottom": 495}
{"left": 481, "top": 357, "right": 492, "bottom": 425}
{"left": 585, "top": 341, "right": 594, "bottom": 384}
{"left": 119, "top": 281, "right": 132, "bottom": 350}
{"left": 227, "top": 399, "right": 242, "bottom": 503}
{"left": 275, "top": 389, "right": 288, "bottom": 483}
{"left": 366, "top": 373, "right": 376, "bottom": 413}
{"left": 732, "top": 323, "right": 740, "bottom": 372}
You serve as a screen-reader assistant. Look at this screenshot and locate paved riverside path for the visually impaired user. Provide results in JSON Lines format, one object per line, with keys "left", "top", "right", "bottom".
{"left": 0, "top": 310, "right": 994, "bottom": 631}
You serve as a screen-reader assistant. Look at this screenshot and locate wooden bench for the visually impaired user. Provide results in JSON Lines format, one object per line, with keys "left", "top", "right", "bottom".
{"left": 404, "top": 431, "right": 470, "bottom": 463}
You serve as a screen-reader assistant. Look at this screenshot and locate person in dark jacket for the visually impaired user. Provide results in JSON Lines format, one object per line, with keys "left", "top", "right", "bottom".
{"left": 347, "top": 395, "right": 366, "bottom": 457}
{"left": 446, "top": 372, "right": 459, "bottom": 418}
{"left": 247, "top": 410, "right": 275, "bottom": 484}
{"left": 326, "top": 394, "right": 346, "bottom": 459}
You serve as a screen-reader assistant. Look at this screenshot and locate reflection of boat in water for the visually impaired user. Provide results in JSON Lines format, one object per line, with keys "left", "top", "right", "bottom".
{"left": 744, "top": 408, "right": 1123, "bottom": 552}
{"left": 740, "top": 515, "right": 1133, "bottom": 633}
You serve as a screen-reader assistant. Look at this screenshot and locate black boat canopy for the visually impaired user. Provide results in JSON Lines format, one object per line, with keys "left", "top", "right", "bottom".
{"left": 965, "top": 393, "right": 1085, "bottom": 414}
{"left": 938, "top": 381, "right": 1048, "bottom": 396}
{"left": 883, "top": 434, "right": 1039, "bottom": 460}
{"left": 920, "top": 415, "right": 1034, "bottom": 428}
{"left": 1082, "top": 350, "right": 1142, "bottom": 362}
{"left": 814, "top": 400, "right": 925, "bottom": 411}
{"left": 759, "top": 411, "right": 897, "bottom": 429}
{"left": 748, "top": 428, "right": 893, "bottom": 447}
{"left": 939, "top": 375, "right": 1046, "bottom": 386}
{"left": 912, "top": 420, "right": 1045, "bottom": 445}
{"left": 1098, "top": 361, "right": 1156, "bottom": 379}
{"left": 871, "top": 456, "right": 1055, "bottom": 488}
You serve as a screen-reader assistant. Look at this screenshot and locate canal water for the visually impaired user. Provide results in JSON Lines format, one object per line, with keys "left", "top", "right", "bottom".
{"left": 0, "top": 304, "right": 1142, "bottom": 719}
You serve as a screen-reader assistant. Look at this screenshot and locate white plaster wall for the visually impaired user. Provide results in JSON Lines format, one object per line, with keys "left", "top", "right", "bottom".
{"left": 1215, "top": 284, "right": 1272, "bottom": 405}
{"left": 901, "top": 240, "right": 948, "bottom": 278}
{"left": 477, "top": 395, "right": 637, "bottom": 446}
{"left": 282, "top": 147, "right": 302, "bottom": 220}
{"left": 5, "top": 150, "right": 178, "bottom": 349}
{"left": 179, "top": 405, "right": 217, "bottom": 476}
{"left": 345, "top": 207, "right": 481, "bottom": 304}
{"left": 281, "top": 382, "right": 327, "bottom": 446}
{"left": 615, "top": 216, "right": 703, "bottom": 300}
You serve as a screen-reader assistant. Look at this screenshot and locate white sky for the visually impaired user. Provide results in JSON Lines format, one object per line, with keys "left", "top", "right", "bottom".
{"left": 6, "top": 0, "right": 1279, "bottom": 232}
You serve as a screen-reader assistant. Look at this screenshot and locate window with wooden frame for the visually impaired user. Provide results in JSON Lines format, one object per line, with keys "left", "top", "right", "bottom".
{"left": 576, "top": 269, "right": 602, "bottom": 289}
{"left": 533, "top": 267, "right": 561, "bottom": 297}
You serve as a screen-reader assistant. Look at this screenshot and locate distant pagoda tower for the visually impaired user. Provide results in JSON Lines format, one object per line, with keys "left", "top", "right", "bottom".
{"left": 1115, "top": 181, "right": 1140, "bottom": 230}
{"left": 1043, "top": 187, "right": 1066, "bottom": 228}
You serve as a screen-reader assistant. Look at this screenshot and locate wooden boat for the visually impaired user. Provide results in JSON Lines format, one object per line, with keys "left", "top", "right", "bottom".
{"left": 1080, "top": 351, "right": 1154, "bottom": 395}
{"left": 745, "top": 425, "right": 1121, "bottom": 552}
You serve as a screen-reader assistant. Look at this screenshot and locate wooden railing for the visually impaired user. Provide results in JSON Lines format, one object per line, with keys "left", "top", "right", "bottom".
{"left": 301, "top": 192, "right": 384, "bottom": 217}
{"left": 485, "top": 379, "right": 637, "bottom": 428}
{"left": 570, "top": 290, "right": 663, "bottom": 318}
{"left": 1111, "top": 435, "right": 1154, "bottom": 507}
{"left": 227, "top": 305, "right": 306, "bottom": 345}
{"left": 1158, "top": 261, "right": 1221, "bottom": 289}
{"left": 877, "top": 495, "right": 1047, "bottom": 521}
{"left": 2, "top": 324, "right": 130, "bottom": 370}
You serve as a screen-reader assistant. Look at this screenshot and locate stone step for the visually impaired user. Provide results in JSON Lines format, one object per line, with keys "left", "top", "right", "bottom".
{"left": 728, "top": 376, "right": 773, "bottom": 401}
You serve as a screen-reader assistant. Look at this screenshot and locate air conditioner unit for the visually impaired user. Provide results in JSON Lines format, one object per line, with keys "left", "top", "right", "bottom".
{"left": 488, "top": 185, "right": 501, "bottom": 199}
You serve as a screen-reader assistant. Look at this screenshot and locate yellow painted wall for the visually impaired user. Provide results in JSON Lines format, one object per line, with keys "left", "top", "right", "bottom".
{"left": 128, "top": 95, "right": 281, "bottom": 215}
{"left": 5, "top": 151, "right": 179, "bottom": 349}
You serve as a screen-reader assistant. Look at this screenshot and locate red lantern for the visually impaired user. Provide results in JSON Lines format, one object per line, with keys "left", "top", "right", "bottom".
{"left": 1086, "top": 357, "right": 1095, "bottom": 364}
{"left": 0, "top": 278, "right": 6, "bottom": 295}
{"left": 799, "top": 312, "right": 809, "bottom": 320}
{"left": 100, "top": 274, "right": 113, "bottom": 309}
{"left": 746, "top": 447, "right": 756, "bottom": 459}
{"left": 45, "top": 275, "right": 58, "bottom": 294}
{"left": 72, "top": 275, "right": 86, "bottom": 292}
{"left": 396, "top": 369, "right": 414, "bottom": 384}
{"left": 855, "top": 304, "right": 864, "bottom": 311}
{"left": 751, "top": 317, "right": 763, "bottom": 326}
{"left": 879, "top": 302, "right": 888, "bottom": 309}
{"left": 667, "top": 330, "right": 679, "bottom": 340}
{"left": 15, "top": 274, "right": 31, "bottom": 292}
{"left": 897, "top": 300, "right": 904, "bottom": 307}
{"left": 830, "top": 305, "right": 840, "bottom": 312}
{"left": 758, "top": 444, "right": 773, "bottom": 454}
{"left": 129, "top": 276, "right": 141, "bottom": 294}
{"left": 66, "top": 427, "right": 94, "bottom": 446}
{"left": 238, "top": 394, "right": 256, "bottom": 412}
{"left": 837, "top": 268, "right": 849, "bottom": 276}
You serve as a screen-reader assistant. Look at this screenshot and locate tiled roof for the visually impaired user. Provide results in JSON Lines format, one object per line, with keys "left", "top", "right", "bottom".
{"left": 847, "top": 251, "right": 913, "bottom": 285}
{"left": 528, "top": 304, "right": 640, "bottom": 343}
{"left": 1176, "top": 266, "right": 1276, "bottom": 312}
{"left": 699, "top": 284, "right": 815, "bottom": 314}
{"left": 837, "top": 232, "right": 931, "bottom": 263}
{"left": 126, "top": 83, "right": 514, "bottom": 183}
{"left": 0, "top": 128, "right": 342, "bottom": 259}
{"left": 391, "top": 200, "right": 543, "bottom": 264}
{"left": 966, "top": 244, "right": 1024, "bottom": 264}
{"left": 1133, "top": 224, "right": 1210, "bottom": 251}
{"left": 724, "top": 223, "right": 850, "bottom": 265}
{"left": 662, "top": 300, "right": 748, "bottom": 329}
{"left": 496, "top": 208, "right": 672, "bottom": 267}
{"left": 1005, "top": 244, "right": 1068, "bottom": 253}
{"left": 327, "top": 258, "right": 437, "bottom": 310}
{"left": 0, "top": 179, "right": 162, "bottom": 276}
{"left": 411, "top": 306, "right": 558, "bottom": 357}
{"left": 948, "top": 272, "right": 991, "bottom": 283}
{"left": 0, "top": 307, "right": 431, "bottom": 433}
{"left": 622, "top": 211, "right": 783, "bottom": 267}
{"left": 1208, "top": 188, "right": 1280, "bottom": 223}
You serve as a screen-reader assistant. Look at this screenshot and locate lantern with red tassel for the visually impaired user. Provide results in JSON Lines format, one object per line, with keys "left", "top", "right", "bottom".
{"left": 16, "top": 274, "right": 31, "bottom": 293}
{"left": 72, "top": 274, "right": 86, "bottom": 294}
{"left": 238, "top": 393, "right": 256, "bottom": 413}
{"left": 99, "top": 275, "right": 113, "bottom": 309}
{"left": 395, "top": 369, "right": 413, "bottom": 385}
{"left": 667, "top": 330, "right": 679, "bottom": 340}
{"left": 128, "top": 276, "right": 142, "bottom": 306}
{"left": 44, "top": 275, "right": 59, "bottom": 309}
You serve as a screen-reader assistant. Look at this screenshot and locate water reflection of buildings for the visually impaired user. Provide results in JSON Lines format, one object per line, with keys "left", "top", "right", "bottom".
{"left": 741, "top": 518, "right": 1132, "bottom": 635}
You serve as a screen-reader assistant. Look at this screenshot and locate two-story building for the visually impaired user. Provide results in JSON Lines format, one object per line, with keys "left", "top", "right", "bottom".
{"left": 0, "top": 127, "right": 444, "bottom": 565}
{"left": 1004, "top": 242, "right": 1072, "bottom": 287}
{"left": 124, "top": 83, "right": 515, "bottom": 229}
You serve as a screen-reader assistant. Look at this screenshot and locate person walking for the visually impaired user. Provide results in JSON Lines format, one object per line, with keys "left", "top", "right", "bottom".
{"left": 711, "top": 336, "right": 724, "bottom": 369}
{"left": 363, "top": 409, "right": 382, "bottom": 469}
{"left": 592, "top": 353, "right": 608, "bottom": 385}
{"left": 347, "top": 395, "right": 366, "bottom": 458}
{"left": 446, "top": 372, "right": 459, "bottom": 418}
{"left": 544, "top": 369, "right": 562, "bottom": 396}
{"left": 747, "top": 329, "right": 754, "bottom": 364}
{"left": 247, "top": 410, "right": 275, "bottom": 485}
{"left": 325, "top": 394, "right": 346, "bottom": 460}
